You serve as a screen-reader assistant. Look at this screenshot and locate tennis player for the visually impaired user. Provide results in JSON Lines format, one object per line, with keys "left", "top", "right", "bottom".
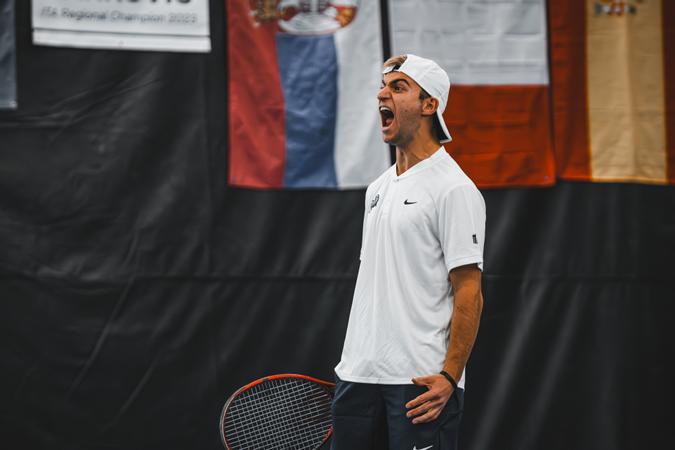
{"left": 331, "top": 54, "right": 486, "bottom": 450}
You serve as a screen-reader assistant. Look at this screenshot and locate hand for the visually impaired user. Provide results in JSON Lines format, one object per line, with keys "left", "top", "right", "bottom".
{"left": 405, "top": 374, "right": 454, "bottom": 424}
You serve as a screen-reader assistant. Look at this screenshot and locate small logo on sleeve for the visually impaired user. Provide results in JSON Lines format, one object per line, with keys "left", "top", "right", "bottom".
{"left": 370, "top": 194, "right": 380, "bottom": 211}
{"left": 472, "top": 234, "right": 478, "bottom": 244}
{"left": 403, "top": 199, "right": 417, "bottom": 205}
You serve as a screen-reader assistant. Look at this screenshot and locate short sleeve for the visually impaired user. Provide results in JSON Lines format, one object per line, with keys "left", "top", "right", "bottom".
{"left": 437, "top": 184, "right": 486, "bottom": 272}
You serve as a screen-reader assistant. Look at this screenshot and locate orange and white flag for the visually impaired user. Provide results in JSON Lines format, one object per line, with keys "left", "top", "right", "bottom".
{"left": 550, "top": 0, "right": 675, "bottom": 184}
{"left": 389, "top": 0, "right": 556, "bottom": 188}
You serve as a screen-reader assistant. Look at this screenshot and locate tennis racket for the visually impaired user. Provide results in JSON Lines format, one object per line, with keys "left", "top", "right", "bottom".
{"left": 219, "top": 374, "right": 335, "bottom": 450}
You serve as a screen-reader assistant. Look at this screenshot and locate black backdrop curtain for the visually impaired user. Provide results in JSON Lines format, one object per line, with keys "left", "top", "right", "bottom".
{"left": 1, "top": 1, "right": 674, "bottom": 449}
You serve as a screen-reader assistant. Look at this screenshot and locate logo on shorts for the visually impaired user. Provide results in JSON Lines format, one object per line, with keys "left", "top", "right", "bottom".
{"left": 412, "top": 445, "right": 433, "bottom": 450}
{"left": 472, "top": 234, "right": 478, "bottom": 244}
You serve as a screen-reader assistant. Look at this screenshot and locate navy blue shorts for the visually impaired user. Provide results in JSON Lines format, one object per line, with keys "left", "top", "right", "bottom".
{"left": 330, "top": 377, "right": 464, "bottom": 450}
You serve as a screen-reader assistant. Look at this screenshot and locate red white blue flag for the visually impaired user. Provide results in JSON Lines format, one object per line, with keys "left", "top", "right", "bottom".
{"left": 227, "top": 0, "right": 389, "bottom": 189}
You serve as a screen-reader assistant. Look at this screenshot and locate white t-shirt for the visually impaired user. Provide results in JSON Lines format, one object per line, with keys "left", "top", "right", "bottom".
{"left": 335, "top": 148, "right": 485, "bottom": 387}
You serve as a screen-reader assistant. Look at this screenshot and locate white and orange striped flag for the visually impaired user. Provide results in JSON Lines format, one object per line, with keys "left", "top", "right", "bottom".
{"left": 389, "top": 0, "right": 556, "bottom": 188}
{"left": 550, "top": 0, "right": 675, "bottom": 185}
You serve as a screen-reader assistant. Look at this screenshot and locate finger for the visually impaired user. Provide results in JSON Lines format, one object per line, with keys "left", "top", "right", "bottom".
{"left": 412, "top": 407, "right": 440, "bottom": 424}
{"left": 406, "top": 386, "right": 446, "bottom": 408}
{"left": 408, "top": 398, "right": 447, "bottom": 417}
{"left": 405, "top": 401, "right": 432, "bottom": 418}
{"left": 411, "top": 376, "right": 433, "bottom": 386}
{"left": 405, "top": 391, "right": 435, "bottom": 409}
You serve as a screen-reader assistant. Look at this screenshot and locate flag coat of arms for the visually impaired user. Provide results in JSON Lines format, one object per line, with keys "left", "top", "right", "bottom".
{"left": 227, "top": 0, "right": 390, "bottom": 189}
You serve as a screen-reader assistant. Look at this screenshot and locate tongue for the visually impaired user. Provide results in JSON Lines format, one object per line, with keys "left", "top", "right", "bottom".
{"left": 384, "top": 116, "right": 394, "bottom": 127}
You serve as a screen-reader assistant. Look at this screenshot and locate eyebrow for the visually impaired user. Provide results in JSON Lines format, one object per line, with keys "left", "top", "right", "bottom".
{"left": 381, "top": 77, "right": 411, "bottom": 88}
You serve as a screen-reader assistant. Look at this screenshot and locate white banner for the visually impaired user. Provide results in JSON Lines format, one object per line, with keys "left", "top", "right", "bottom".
{"left": 32, "top": 0, "right": 210, "bottom": 52}
{"left": 1, "top": 0, "right": 17, "bottom": 109}
{"left": 390, "top": 0, "right": 548, "bottom": 85}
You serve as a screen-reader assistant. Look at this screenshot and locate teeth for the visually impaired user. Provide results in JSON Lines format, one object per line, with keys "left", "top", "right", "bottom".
{"left": 379, "top": 106, "right": 392, "bottom": 113}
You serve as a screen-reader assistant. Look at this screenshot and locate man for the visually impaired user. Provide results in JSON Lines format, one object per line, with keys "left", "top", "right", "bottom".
{"left": 331, "top": 54, "right": 486, "bottom": 450}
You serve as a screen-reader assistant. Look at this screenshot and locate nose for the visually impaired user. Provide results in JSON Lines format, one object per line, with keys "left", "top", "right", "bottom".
{"left": 377, "top": 85, "right": 389, "bottom": 101}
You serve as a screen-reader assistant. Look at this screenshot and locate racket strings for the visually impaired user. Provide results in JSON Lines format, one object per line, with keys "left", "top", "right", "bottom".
{"left": 222, "top": 378, "right": 333, "bottom": 450}
{"left": 233, "top": 384, "right": 329, "bottom": 449}
{"left": 225, "top": 380, "right": 331, "bottom": 449}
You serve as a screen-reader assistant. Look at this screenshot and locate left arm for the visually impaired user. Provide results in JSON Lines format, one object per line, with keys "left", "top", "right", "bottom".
{"left": 405, "top": 264, "right": 484, "bottom": 424}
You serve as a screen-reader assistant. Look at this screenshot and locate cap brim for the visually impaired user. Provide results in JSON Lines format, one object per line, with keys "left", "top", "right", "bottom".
{"left": 436, "top": 110, "right": 452, "bottom": 143}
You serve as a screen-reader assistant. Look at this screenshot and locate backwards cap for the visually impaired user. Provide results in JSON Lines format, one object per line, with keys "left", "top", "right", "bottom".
{"left": 382, "top": 54, "right": 452, "bottom": 143}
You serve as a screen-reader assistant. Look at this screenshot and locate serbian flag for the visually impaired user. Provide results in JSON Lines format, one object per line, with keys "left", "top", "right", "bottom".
{"left": 227, "top": 0, "right": 390, "bottom": 189}
{"left": 388, "top": 0, "right": 556, "bottom": 188}
{"left": 550, "top": 0, "right": 675, "bottom": 185}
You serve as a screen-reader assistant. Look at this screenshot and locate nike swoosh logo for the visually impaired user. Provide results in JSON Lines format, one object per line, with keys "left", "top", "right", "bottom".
{"left": 404, "top": 199, "right": 417, "bottom": 205}
{"left": 412, "top": 446, "right": 433, "bottom": 450}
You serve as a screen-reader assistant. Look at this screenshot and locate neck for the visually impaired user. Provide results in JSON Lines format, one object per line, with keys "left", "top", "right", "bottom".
{"left": 395, "top": 133, "right": 441, "bottom": 176}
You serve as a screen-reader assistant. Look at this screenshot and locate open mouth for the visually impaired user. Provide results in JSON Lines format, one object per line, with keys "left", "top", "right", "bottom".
{"left": 379, "top": 106, "right": 394, "bottom": 128}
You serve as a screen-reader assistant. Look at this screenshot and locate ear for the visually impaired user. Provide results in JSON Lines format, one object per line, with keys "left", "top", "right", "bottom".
{"left": 421, "top": 97, "right": 439, "bottom": 117}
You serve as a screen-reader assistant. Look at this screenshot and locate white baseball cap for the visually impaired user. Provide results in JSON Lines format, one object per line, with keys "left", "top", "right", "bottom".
{"left": 382, "top": 54, "right": 452, "bottom": 143}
